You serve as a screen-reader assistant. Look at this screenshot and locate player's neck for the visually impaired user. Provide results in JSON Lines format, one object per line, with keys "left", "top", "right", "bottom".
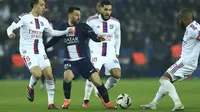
{"left": 31, "top": 10, "right": 40, "bottom": 17}
{"left": 185, "top": 20, "right": 193, "bottom": 27}
{"left": 68, "top": 20, "right": 74, "bottom": 26}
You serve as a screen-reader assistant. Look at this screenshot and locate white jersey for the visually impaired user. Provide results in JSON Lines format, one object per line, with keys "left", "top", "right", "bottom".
{"left": 180, "top": 21, "right": 200, "bottom": 67}
{"left": 87, "top": 14, "right": 121, "bottom": 57}
{"left": 7, "top": 12, "right": 68, "bottom": 55}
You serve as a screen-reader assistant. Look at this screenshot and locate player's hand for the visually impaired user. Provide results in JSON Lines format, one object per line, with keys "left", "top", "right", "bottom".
{"left": 97, "top": 35, "right": 106, "bottom": 41}
{"left": 68, "top": 28, "right": 74, "bottom": 34}
{"left": 8, "top": 33, "right": 16, "bottom": 39}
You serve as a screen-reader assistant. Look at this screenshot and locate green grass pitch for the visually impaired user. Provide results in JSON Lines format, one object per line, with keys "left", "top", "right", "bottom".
{"left": 0, "top": 78, "right": 199, "bottom": 112}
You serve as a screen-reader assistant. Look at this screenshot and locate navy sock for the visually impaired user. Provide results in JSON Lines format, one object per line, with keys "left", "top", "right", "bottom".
{"left": 63, "top": 80, "right": 71, "bottom": 99}
{"left": 97, "top": 84, "right": 110, "bottom": 103}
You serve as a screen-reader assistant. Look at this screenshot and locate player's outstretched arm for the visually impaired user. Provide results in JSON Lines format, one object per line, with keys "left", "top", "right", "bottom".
{"left": 85, "top": 24, "right": 105, "bottom": 42}
{"left": 7, "top": 16, "right": 23, "bottom": 39}
{"left": 44, "top": 37, "right": 61, "bottom": 49}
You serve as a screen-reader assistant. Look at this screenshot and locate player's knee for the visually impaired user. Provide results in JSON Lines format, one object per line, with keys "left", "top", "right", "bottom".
{"left": 111, "top": 68, "right": 121, "bottom": 79}
{"left": 31, "top": 70, "right": 42, "bottom": 78}
{"left": 64, "top": 70, "right": 74, "bottom": 83}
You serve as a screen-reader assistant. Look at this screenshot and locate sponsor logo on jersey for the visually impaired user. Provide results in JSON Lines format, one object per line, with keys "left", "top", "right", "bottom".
{"left": 40, "top": 22, "right": 44, "bottom": 26}
{"left": 64, "top": 36, "right": 79, "bottom": 44}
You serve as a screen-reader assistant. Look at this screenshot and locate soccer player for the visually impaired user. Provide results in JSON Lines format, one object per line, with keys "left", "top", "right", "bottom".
{"left": 6, "top": 0, "right": 71, "bottom": 109}
{"left": 45, "top": 6, "right": 117, "bottom": 109}
{"left": 140, "top": 8, "right": 200, "bottom": 111}
{"left": 82, "top": 0, "right": 121, "bottom": 107}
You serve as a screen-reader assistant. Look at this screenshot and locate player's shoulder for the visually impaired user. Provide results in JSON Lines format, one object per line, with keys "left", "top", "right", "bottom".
{"left": 19, "top": 12, "right": 31, "bottom": 18}
{"left": 187, "top": 21, "right": 200, "bottom": 33}
{"left": 110, "top": 16, "right": 120, "bottom": 23}
{"left": 87, "top": 15, "right": 99, "bottom": 22}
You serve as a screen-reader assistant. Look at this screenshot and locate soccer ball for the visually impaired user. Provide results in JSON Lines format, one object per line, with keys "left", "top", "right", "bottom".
{"left": 116, "top": 93, "right": 131, "bottom": 109}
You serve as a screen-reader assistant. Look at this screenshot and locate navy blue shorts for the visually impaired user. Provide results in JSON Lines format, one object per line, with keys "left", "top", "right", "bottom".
{"left": 63, "top": 58, "right": 96, "bottom": 79}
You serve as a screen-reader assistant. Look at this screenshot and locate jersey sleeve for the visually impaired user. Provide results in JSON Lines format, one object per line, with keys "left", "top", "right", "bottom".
{"left": 114, "top": 22, "right": 121, "bottom": 55}
{"left": 44, "top": 23, "right": 65, "bottom": 49}
{"left": 7, "top": 16, "right": 24, "bottom": 36}
{"left": 84, "top": 24, "right": 100, "bottom": 42}
{"left": 44, "top": 19, "right": 68, "bottom": 37}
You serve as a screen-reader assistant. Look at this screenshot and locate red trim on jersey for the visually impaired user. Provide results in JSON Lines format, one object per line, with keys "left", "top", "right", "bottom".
{"left": 33, "top": 39, "right": 39, "bottom": 54}
{"left": 66, "top": 47, "right": 71, "bottom": 58}
{"left": 111, "top": 17, "right": 120, "bottom": 23}
{"left": 20, "top": 12, "right": 30, "bottom": 17}
{"left": 75, "top": 44, "right": 80, "bottom": 57}
{"left": 87, "top": 16, "right": 99, "bottom": 22}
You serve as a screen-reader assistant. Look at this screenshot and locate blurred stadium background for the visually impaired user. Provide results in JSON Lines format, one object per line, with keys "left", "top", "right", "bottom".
{"left": 1, "top": 0, "right": 200, "bottom": 79}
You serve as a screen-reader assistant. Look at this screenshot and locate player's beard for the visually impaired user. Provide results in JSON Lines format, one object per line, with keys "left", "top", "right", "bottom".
{"left": 180, "top": 21, "right": 186, "bottom": 30}
{"left": 101, "top": 14, "right": 110, "bottom": 21}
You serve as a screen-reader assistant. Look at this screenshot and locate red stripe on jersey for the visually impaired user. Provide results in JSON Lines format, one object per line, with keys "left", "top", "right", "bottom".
{"left": 73, "top": 27, "right": 76, "bottom": 36}
{"left": 101, "top": 42, "right": 107, "bottom": 56}
{"left": 34, "top": 18, "right": 40, "bottom": 29}
{"left": 75, "top": 44, "right": 80, "bottom": 57}
{"left": 66, "top": 47, "right": 71, "bottom": 59}
{"left": 34, "top": 39, "right": 39, "bottom": 54}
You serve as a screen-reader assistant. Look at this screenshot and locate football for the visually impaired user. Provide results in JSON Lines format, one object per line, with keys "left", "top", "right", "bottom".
{"left": 116, "top": 93, "right": 131, "bottom": 109}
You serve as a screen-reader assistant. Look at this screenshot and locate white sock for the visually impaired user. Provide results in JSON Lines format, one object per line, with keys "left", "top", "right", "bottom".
{"left": 105, "top": 76, "right": 119, "bottom": 90}
{"left": 29, "top": 75, "right": 38, "bottom": 89}
{"left": 159, "top": 79, "right": 182, "bottom": 106}
{"left": 151, "top": 85, "right": 167, "bottom": 105}
{"left": 83, "top": 79, "right": 94, "bottom": 100}
{"left": 46, "top": 80, "right": 55, "bottom": 105}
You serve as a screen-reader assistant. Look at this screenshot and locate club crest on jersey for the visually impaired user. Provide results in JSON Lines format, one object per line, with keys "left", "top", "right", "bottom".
{"left": 110, "top": 24, "right": 114, "bottom": 29}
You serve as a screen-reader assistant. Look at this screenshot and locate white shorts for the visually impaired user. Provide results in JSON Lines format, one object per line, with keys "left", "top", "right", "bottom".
{"left": 166, "top": 59, "right": 195, "bottom": 81}
{"left": 22, "top": 53, "right": 51, "bottom": 70}
{"left": 90, "top": 56, "right": 121, "bottom": 75}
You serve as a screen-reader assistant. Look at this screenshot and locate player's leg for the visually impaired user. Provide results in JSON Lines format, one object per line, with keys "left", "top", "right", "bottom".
{"left": 89, "top": 72, "right": 116, "bottom": 109}
{"left": 104, "top": 58, "right": 121, "bottom": 90}
{"left": 40, "top": 54, "right": 58, "bottom": 109}
{"left": 27, "top": 66, "right": 42, "bottom": 102}
{"left": 62, "top": 69, "right": 75, "bottom": 109}
{"left": 23, "top": 55, "right": 42, "bottom": 102}
{"left": 78, "top": 58, "right": 116, "bottom": 109}
{"left": 40, "top": 74, "right": 45, "bottom": 91}
{"left": 159, "top": 72, "right": 185, "bottom": 111}
{"left": 140, "top": 85, "right": 167, "bottom": 110}
{"left": 42, "top": 66, "right": 58, "bottom": 109}
{"left": 82, "top": 56, "right": 102, "bottom": 107}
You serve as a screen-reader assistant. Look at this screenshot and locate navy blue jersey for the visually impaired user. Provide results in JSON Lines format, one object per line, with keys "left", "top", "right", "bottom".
{"left": 45, "top": 22, "right": 100, "bottom": 60}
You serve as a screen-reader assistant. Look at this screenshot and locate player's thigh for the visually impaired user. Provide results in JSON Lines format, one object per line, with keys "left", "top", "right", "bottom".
{"left": 23, "top": 54, "right": 42, "bottom": 77}
{"left": 166, "top": 60, "right": 194, "bottom": 82}
{"left": 104, "top": 57, "right": 121, "bottom": 78}
{"left": 91, "top": 56, "right": 103, "bottom": 70}
{"left": 42, "top": 66, "right": 53, "bottom": 80}
{"left": 38, "top": 54, "right": 51, "bottom": 70}
{"left": 77, "top": 58, "right": 97, "bottom": 79}
{"left": 23, "top": 54, "right": 39, "bottom": 70}
{"left": 63, "top": 60, "right": 78, "bottom": 81}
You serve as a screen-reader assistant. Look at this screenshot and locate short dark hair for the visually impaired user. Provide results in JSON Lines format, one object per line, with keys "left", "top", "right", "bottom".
{"left": 29, "top": 0, "right": 39, "bottom": 8}
{"left": 68, "top": 6, "right": 80, "bottom": 14}
{"left": 100, "top": 0, "right": 111, "bottom": 7}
